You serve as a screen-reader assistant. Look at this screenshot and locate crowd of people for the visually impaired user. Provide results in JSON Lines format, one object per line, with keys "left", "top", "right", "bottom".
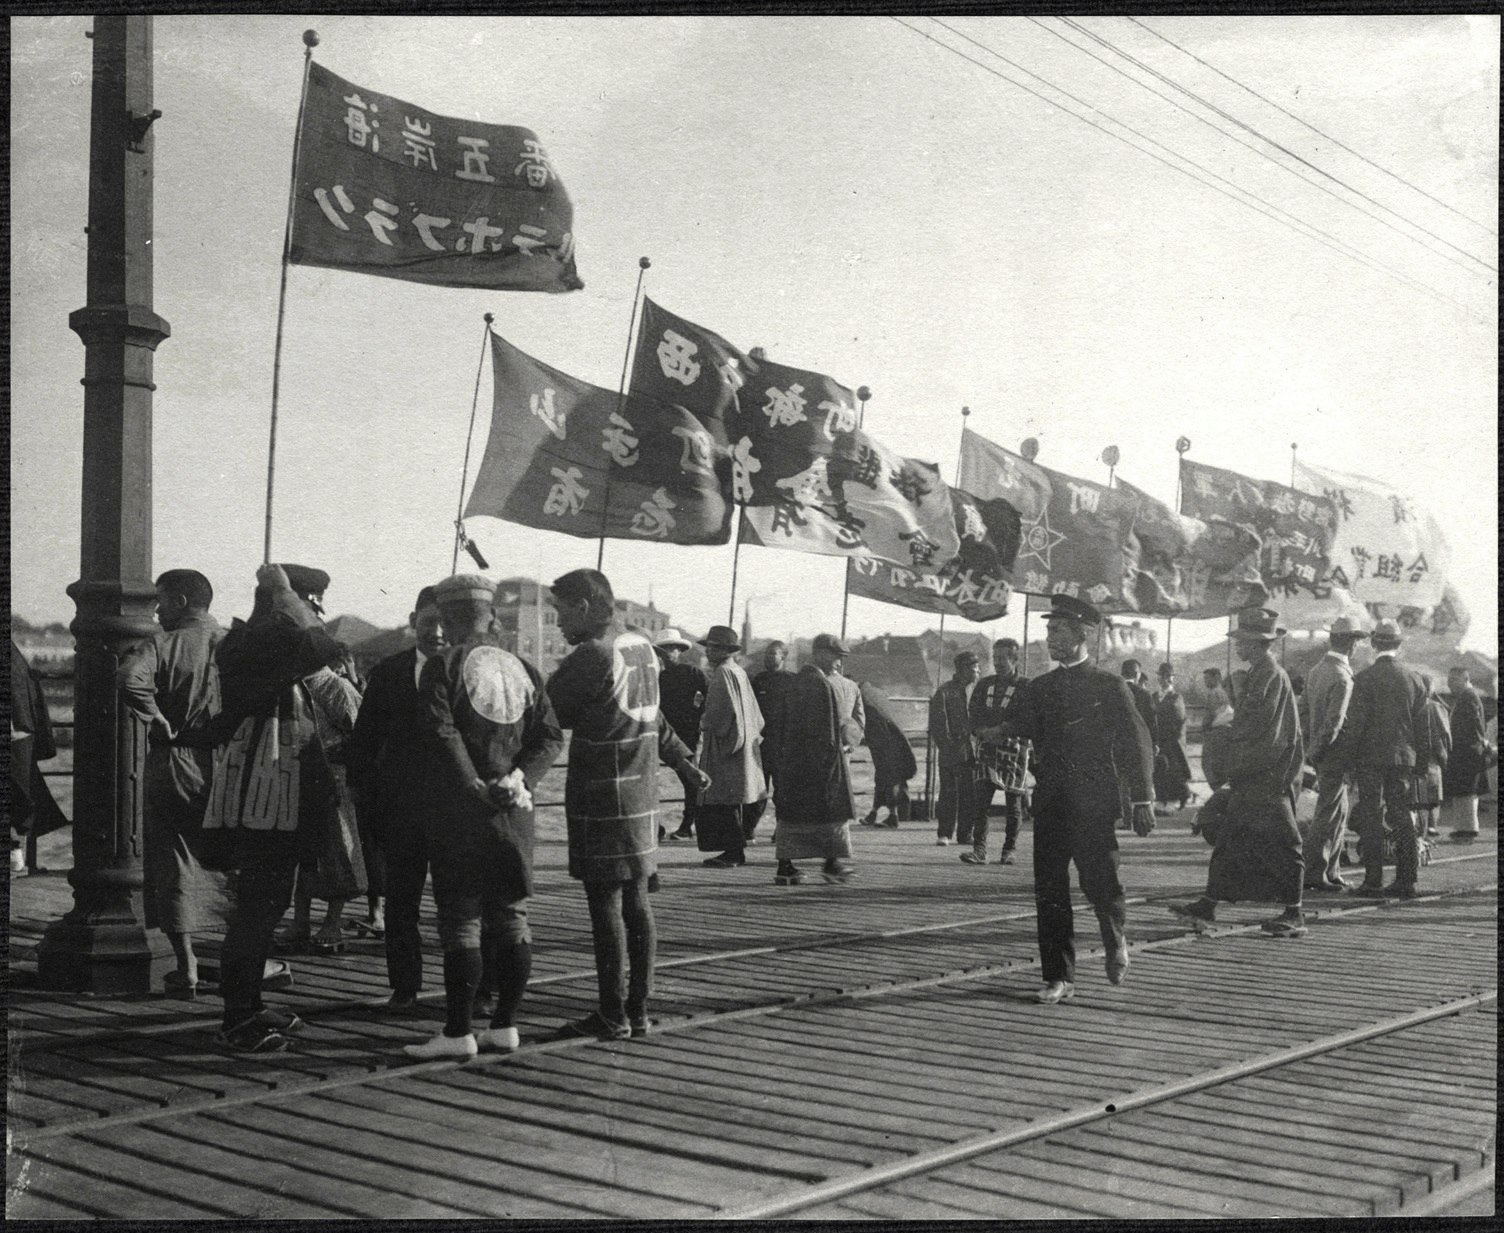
{"left": 10, "top": 563, "right": 1495, "bottom": 1050}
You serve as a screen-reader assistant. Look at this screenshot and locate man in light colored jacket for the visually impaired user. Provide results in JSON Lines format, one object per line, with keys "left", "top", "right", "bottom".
{"left": 694, "top": 625, "right": 767, "bottom": 869}
{"left": 1301, "top": 616, "right": 1367, "bottom": 892}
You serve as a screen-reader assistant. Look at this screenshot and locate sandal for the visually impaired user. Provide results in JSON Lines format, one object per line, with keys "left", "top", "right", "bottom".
{"left": 310, "top": 927, "right": 347, "bottom": 955}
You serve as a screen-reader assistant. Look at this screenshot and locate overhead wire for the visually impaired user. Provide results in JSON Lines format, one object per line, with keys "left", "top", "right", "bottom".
{"left": 887, "top": 17, "right": 1485, "bottom": 323}
{"left": 1050, "top": 15, "right": 1495, "bottom": 278}
{"left": 1128, "top": 15, "right": 1497, "bottom": 238}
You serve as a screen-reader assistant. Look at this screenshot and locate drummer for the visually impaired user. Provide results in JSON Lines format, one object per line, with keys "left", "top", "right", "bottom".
{"left": 968, "top": 638, "right": 1031, "bottom": 866}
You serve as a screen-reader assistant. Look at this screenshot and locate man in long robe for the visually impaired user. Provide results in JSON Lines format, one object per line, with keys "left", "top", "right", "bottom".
{"left": 656, "top": 628, "right": 708, "bottom": 841}
{"left": 695, "top": 625, "right": 766, "bottom": 869}
{"left": 118, "top": 569, "right": 230, "bottom": 995}
{"left": 1152, "top": 663, "right": 1195, "bottom": 813}
{"left": 767, "top": 633, "right": 857, "bottom": 886}
{"left": 1173, "top": 607, "right": 1307, "bottom": 937}
{"left": 859, "top": 680, "right": 916, "bottom": 829}
{"left": 929, "top": 651, "right": 980, "bottom": 849}
{"left": 1442, "top": 666, "right": 1490, "bottom": 843}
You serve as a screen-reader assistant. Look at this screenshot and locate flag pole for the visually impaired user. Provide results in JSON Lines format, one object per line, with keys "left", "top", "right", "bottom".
{"left": 934, "top": 406, "right": 970, "bottom": 661}
{"left": 838, "top": 385, "right": 872, "bottom": 641}
{"left": 262, "top": 29, "right": 319, "bottom": 564}
{"left": 1290, "top": 440, "right": 1298, "bottom": 489}
{"left": 452, "top": 313, "right": 495, "bottom": 573}
{"left": 726, "top": 514, "right": 744, "bottom": 627}
{"left": 1021, "top": 594, "right": 1031, "bottom": 676}
{"left": 597, "top": 256, "right": 651, "bottom": 572}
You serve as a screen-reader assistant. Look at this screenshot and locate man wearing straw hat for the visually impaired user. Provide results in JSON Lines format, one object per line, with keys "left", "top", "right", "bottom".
{"left": 655, "top": 627, "right": 707, "bottom": 842}
{"left": 694, "top": 625, "right": 767, "bottom": 869}
{"left": 974, "top": 595, "right": 1156, "bottom": 1003}
{"left": 1300, "top": 615, "right": 1368, "bottom": 892}
{"left": 1171, "top": 607, "right": 1308, "bottom": 936}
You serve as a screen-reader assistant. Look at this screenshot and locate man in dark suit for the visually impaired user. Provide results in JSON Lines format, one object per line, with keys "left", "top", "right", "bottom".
{"left": 1328, "top": 618, "right": 1432, "bottom": 897}
{"left": 928, "top": 650, "right": 981, "bottom": 848}
{"left": 1119, "top": 659, "right": 1160, "bottom": 829}
{"left": 976, "top": 596, "right": 1155, "bottom": 1003}
{"left": 346, "top": 585, "right": 445, "bottom": 1010}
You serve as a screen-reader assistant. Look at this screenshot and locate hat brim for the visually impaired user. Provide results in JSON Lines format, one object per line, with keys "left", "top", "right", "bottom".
{"left": 1227, "top": 629, "right": 1284, "bottom": 640}
{"left": 699, "top": 639, "right": 742, "bottom": 651}
{"left": 656, "top": 640, "right": 691, "bottom": 652}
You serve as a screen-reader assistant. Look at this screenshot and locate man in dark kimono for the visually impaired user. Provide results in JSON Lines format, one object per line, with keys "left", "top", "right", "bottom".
{"left": 929, "top": 650, "right": 981, "bottom": 848}
{"left": 118, "top": 569, "right": 230, "bottom": 996}
{"left": 1152, "top": 663, "right": 1195, "bottom": 813}
{"left": 547, "top": 571, "right": 707, "bottom": 1040}
{"left": 858, "top": 680, "right": 916, "bottom": 829}
{"left": 767, "top": 634, "right": 859, "bottom": 886}
{"left": 345, "top": 585, "right": 445, "bottom": 1010}
{"left": 206, "top": 563, "right": 344, "bottom": 1053}
{"left": 1443, "top": 666, "right": 1490, "bottom": 843}
{"left": 976, "top": 596, "right": 1155, "bottom": 1003}
{"left": 656, "top": 628, "right": 707, "bottom": 841}
{"left": 1172, "top": 607, "right": 1307, "bottom": 935}
{"left": 969, "top": 638, "right": 1030, "bottom": 864}
{"left": 404, "top": 575, "right": 563, "bottom": 1059}
{"left": 10, "top": 641, "right": 69, "bottom": 874}
{"left": 751, "top": 640, "right": 796, "bottom": 814}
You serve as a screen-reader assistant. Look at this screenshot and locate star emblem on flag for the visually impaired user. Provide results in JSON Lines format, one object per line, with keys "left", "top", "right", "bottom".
{"left": 1018, "top": 508, "right": 1066, "bottom": 570}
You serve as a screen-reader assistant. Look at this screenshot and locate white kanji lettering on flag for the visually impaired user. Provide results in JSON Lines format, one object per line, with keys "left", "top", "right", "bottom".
{"left": 544, "top": 466, "right": 588, "bottom": 517}
{"left": 819, "top": 398, "right": 856, "bottom": 441}
{"left": 401, "top": 116, "right": 437, "bottom": 170}
{"left": 313, "top": 185, "right": 356, "bottom": 231}
{"left": 514, "top": 139, "right": 555, "bottom": 188}
{"left": 530, "top": 388, "right": 567, "bottom": 439}
{"left": 601, "top": 412, "right": 639, "bottom": 466}
{"left": 343, "top": 94, "right": 379, "bottom": 152}
{"left": 456, "top": 136, "right": 496, "bottom": 183}
{"left": 731, "top": 436, "right": 761, "bottom": 503}
{"left": 672, "top": 425, "right": 714, "bottom": 478}
{"left": 656, "top": 330, "right": 701, "bottom": 386}
{"left": 631, "top": 488, "right": 677, "bottom": 538}
{"left": 761, "top": 384, "right": 808, "bottom": 428}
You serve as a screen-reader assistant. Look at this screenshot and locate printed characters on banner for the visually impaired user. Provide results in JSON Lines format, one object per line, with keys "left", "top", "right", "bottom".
{"left": 290, "top": 63, "right": 582, "bottom": 291}
{"left": 1292, "top": 459, "right": 1452, "bottom": 619}
{"left": 463, "top": 333, "right": 731, "bottom": 544}
{"left": 958, "top": 428, "right": 1135, "bottom": 608}
{"left": 629, "top": 298, "right": 961, "bottom": 569}
{"left": 1114, "top": 478, "right": 1264, "bottom": 617}
{"left": 846, "top": 487, "right": 1022, "bottom": 623}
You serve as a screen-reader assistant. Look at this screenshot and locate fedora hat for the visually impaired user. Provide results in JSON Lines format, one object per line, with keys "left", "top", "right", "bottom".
{"left": 1370, "top": 617, "right": 1403, "bottom": 645}
{"left": 1326, "top": 615, "right": 1369, "bottom": 638}
{"left": 653, "top": 627, "right": 692, "bottom": 652}
{"left": 1227, "top": 607, "right": 1286, "bottom": 641}
{"left": 699, "top": 625, "right": 742, "bottom": 651}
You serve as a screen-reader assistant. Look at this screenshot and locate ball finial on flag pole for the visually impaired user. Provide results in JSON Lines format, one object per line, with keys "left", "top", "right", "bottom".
{"left": 1101, "top": 444, "right": 1119, "bottom": 489}
{"left": 302, "top": 29, "right": 319, "bottom": 47}
{"left": 1174, "top": 435, "right": 1191, "bottom": 512}
{"left": 856, "top": 385, "right": 871, "bottom": 430}
{"left": 1020, "top": 436, "right": 1040, "bottom": 462}
{"left": 1290, "top": 441, "right": 1298, "bottom": 489}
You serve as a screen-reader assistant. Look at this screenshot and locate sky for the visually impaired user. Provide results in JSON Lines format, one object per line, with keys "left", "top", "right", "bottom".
{"left": 10, "top": 15, "right": 1498, "bottom": 657}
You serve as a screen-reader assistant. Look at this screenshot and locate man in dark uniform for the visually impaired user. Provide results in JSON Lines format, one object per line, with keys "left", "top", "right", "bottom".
{"left": 1118, "top": 660, "right": 1160, "bottom": 829}
{"left": 969, "top": 637, "right": 1030, "bottom": 864}
{"left": 976, "top": 596, "right": 1155, "bottom": 1003}
{"left": 656, "top": 627, "right": 708, "bottom": 841}
{"left": 1442, "top": 665, "right": 1490, "bottom": 842}
{"left": 345, "top": 585, "right": 445, "bottom": 1011}
{"left": 405, "top": 575, "right": 563, "bottom": 1059}
{"left": 929, "top": 650, "right": 981, "bottom": 848}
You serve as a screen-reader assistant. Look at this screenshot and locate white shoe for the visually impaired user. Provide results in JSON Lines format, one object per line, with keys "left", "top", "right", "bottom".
{"left": 403, "top": 1031, "right": 477, "bottom": 1060}
{"left": 1035, "top": 981, "right": 1075, "bottom": 1004}
{"left": 935, "top": 837, "right": 953, "bottom": 846}
{"left": 475, "top": 1025, "right": 520, "bottom": 1053}
{"left": 10, "top": 848, "right": 28, "bottom": 876}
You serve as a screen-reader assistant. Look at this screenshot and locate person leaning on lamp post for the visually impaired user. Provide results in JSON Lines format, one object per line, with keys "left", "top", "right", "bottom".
{"left": 402, "top": 574, "right": 563, "bottom": 1060}
{"left": 694, "top": 624, "right": 767, "bottom": 870}
{"left": 972, "top": 595, "right": 1156, "bottom": 1004}
{"left": 1171, "top": 607, "right": 1309, "bottom": 936}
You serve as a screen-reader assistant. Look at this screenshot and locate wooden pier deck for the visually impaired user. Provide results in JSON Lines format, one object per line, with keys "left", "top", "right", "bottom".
{"left": 6, "top": 763, "right": 1497, "bottom": 1221}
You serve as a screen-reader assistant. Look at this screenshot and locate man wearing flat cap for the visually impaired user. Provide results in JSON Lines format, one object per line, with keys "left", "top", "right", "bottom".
{"left": 819, "top": 634, "right": 866, "bottom": 753}
{"left": 974, "top": 595, "right": 1155, "bottom": 1003}
{"left": 403, "top": 574, "right": 563, "bottom": 1059}
{"left": 1325, "top": 617, "right": 1432, "bottom": 898}
{"left": 1173, "top": 607, "right": 1308, "bottom": 935}
{"left": 694, "top": 626, "right": 767, "bottom": 869}
{"left": 929, "top": 649, "right": 982, "bottom": 854}
{"left": 1299, "top": 615, "right": 1368, "bottom": 892}
{"left": 765, "top": 633, "right": 859, "bottom": 885}
{"left": 655, "top": 628, "right": 708, "bottom": 841}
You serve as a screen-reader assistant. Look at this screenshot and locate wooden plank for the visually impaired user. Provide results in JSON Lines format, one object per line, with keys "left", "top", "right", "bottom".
{"left": 3, "top": 1184, "right": 101, "bottom": 1220}
{"left": 19, "top": 1138, "right": 248, "bottom": 1219}
{"left": 929, "top": 1156, "right": 1219, "bottom": 1220}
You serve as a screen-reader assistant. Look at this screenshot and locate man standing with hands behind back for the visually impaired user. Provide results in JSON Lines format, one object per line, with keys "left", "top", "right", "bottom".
{"left": 974, "top": 596, "right": 1155, "bottom": 1004}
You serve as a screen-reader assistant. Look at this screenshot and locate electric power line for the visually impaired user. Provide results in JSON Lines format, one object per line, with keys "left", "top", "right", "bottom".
{"left": 1051, "top": 15, "right": 1496, "bottom": 278}
{"left": 890, "top": 17, "right": 1485, "bottom": 323}
{"left": 1129, "top": 15, "right": 1498, "bottom": 238}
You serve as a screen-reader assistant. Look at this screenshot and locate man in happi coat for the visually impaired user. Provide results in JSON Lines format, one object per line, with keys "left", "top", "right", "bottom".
{"left": 975, "top": 596, "right": 1156, "bottom": 1003}
{"left": 547, "top": 570, "right": 709, "bottom": 1040}
{"left": 929, "top": 650, "right": 981, "bottom": 849}
{"left": 969, "top": 638, "right": 1030, "bottom": 864}
{"left": 766, "top": 633, "right": 859, "bottom": 886}
{"left": 345, "top": 585, "right": 446, "bottom": 1010}
{"left": 402, "top": 575, "right": 563, "bottom": 1060}
{"left": 1442, "top": 665, "right": 1491, "bottom": 843}
{"left": 117, "top": 569, "right": 231, "bottom": 996}
{"left": 858, "top": 680, "right": 916, "bottom": 829}
{"left": 1299, "top": 616, "right": 1366, "bottom": 891}
{"left": 1325, "top": 618, "right": 1431, "bottom": 898}
{"left": 1152, "top": 663, "right": 1195, "bottom": 814}
{"left": 656, "top": 627, "right": 708, "bottom": 841}
{"left": 1172, "top": 607, "right": 1307, "bottom": 936}
{"left": 206, "top": 563, "right": 345, "bottom": 1053}
{"left": 695, "top": 625, "right": 767, "bottom": 869}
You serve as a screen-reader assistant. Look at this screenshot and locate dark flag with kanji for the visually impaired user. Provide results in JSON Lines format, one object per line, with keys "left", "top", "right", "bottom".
{"left": 1115, "top": 478, "right": 1264, "bottom": 617}
{"left": 958, "top": 428, "right": 1136, "bottom": 609}
{"left": 845, "top": 487, "right": 1021, "bottom": 623}
{"left": 463, "top": 333, "right": 731, "bottom": 544}
{"left": 630, "top": 297, "right": 960, "bottom": 569}
{"left": 289, "top": 63, "right": 582, "bottom": 292}
{"left": 1178, "top": 459, "right": 1337, "bottom": 598}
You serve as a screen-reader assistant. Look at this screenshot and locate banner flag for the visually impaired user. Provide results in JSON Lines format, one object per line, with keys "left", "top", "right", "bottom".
{"left": 1115, "top": 478, "right": 1264, "bottom": 617}
{"left": 1292, "top": 459, "right": 1452, "bottom": 618}
{"left": 289, "top": 63, "right": 582, "bottom": 292}
{"left": 845, "top": 487, "right": 1021, "bottom": 623}
{"left": 463, "top": 333, "right": 731, "bottom": 545}
{"left": 958, "top": 428, "right": 1136, "bottom": 607}
{"left": 630, "top": 297, "right": 960, "bottom": 569}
